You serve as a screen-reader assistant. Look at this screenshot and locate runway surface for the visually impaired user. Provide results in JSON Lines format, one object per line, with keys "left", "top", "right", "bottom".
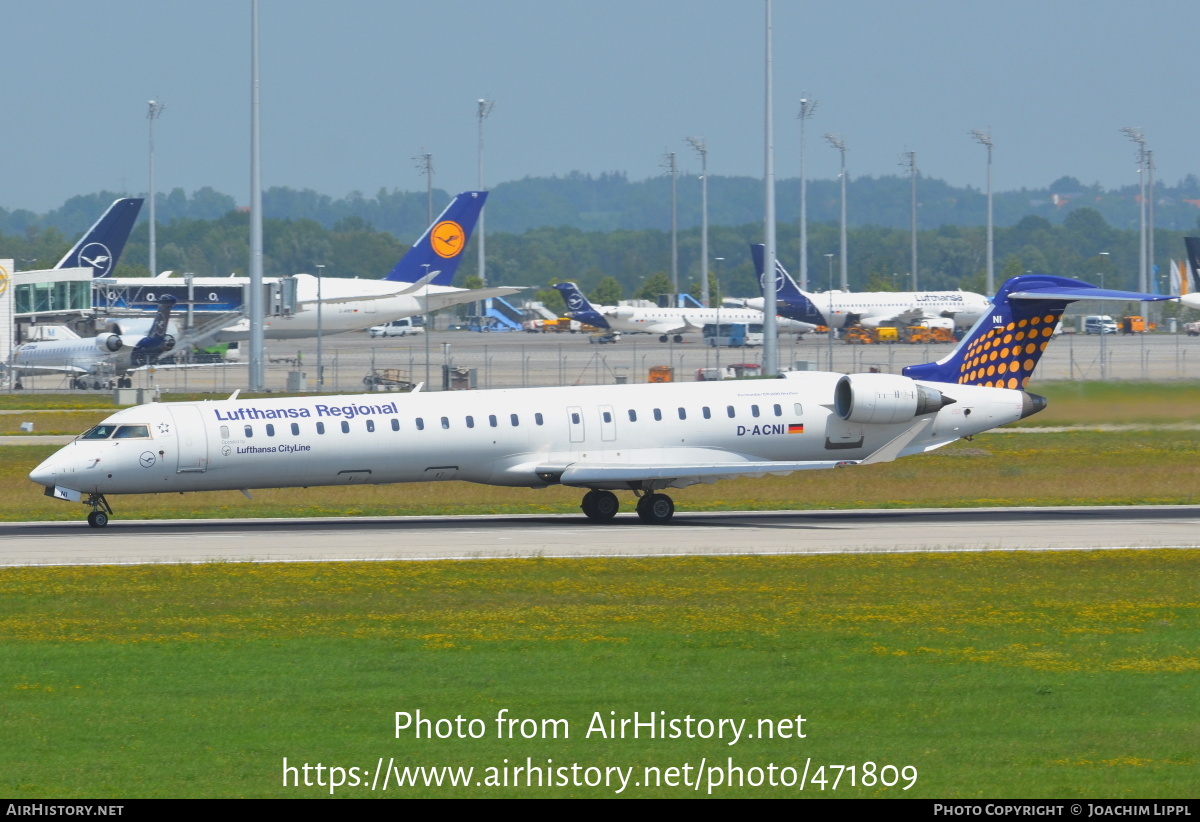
{"left": 3, "top": 505, "right": 1199, "bottom": 567}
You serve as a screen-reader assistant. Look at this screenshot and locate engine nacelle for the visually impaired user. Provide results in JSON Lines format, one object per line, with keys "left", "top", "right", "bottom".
{"left": 160, "top": 334, "right": 176, "bottom": 353}
{"left": 834, "top": 373, "right": 954, "bottom": 424}
{"left": 610, "top": 306, "right": 636, "bottom": 320}
{"left": 101, "top": 334, "right": 123, "bottom": 353}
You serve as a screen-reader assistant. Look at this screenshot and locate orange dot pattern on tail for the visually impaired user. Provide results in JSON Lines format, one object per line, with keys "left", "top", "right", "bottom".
{"left": 957, "top": 311, "right": 1062, "bottom": 388}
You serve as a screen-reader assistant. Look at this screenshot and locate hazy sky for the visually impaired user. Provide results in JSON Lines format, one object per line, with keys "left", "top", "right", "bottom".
{"left": 5, "top": 0, "right": 1197, "bottom": 213}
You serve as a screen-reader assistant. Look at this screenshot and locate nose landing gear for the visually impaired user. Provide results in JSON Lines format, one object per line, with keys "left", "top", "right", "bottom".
{"left": 84, "top": 493, "right": 113, "bottom": 528}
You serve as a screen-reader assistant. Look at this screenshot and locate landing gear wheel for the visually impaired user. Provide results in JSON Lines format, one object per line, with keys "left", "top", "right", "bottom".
{"left": 673, "top": 335, "right": 684, "bottom": 343}
{"left": 581, "top": 490, "right": 619, "bottom": 522}
{"left": 636, "top": 493, "right": 674, "bottom": 524}
{"left": 73, "top": 378, "right": 88, "bottom": 390}
{"left": 87, "top": 511, "right": 109, "bottom": 528}
{"left": 659, "top": 335, "right": 669, "bottom": 343}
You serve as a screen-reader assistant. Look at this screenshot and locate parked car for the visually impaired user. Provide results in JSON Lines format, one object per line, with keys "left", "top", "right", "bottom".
{"left": 368, "top": 318, "right": 424, "bottom": 338}
{"left": 1083, "top": 315, "right": 1117, "bottom": 335}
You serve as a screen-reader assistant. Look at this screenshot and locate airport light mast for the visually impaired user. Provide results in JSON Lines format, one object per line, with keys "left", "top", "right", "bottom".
{"left": 970, "top": 129, "right": 994, "bottom": 295}
{"left": 248, "top": 0, "right": 265, "bottom": 391}
{"left": 761, "top": 0, "right": 778, "bottom": 376}
{"left": 900, "top": 150, "right": 918, "bottom": 290}
{"left": 686, "top": 136, "right": 709, "bottom": 306}
{"left": 414, "top": 150, "right": 434, "bottom": 225}
{"left": 797, "top": 97, "right": 817, "bottom": 290}
{"left": 1121, "top": 127, "right": 1148, "bottom": 293}
{"left": 660, "top": 150, "right": 679, "bottom": 296}
{"left": 824, "top": 133, "right": 848, "bottom": 290}
{"left": 476, "top": 99, "right": 494, "bottom": 287}
{"left": 146, "top": 100, "right": 165, "bottom": 277}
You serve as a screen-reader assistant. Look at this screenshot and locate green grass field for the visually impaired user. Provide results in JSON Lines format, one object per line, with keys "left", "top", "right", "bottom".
{"left": 2, "top": 381, "right": 1198, "bottom": 797}
{"left": 1, "top": 551, "right": 1196, "bottom": 798}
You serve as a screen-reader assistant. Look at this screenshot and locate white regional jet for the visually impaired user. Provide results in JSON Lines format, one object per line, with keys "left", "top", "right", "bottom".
{"left": 30, "top": 275, "right": 1168, "bottom": 528}
{"left": 747, "top": 245, "right": 992, "bottom": 331}
{"left": 552, "top": 283, "right": 816, "bottom": 343}
{"left": 98, "top": 192, "right": 521, "bottom": 348}
{"left": 10, "top": 297, "right": 179, "bottom": 390}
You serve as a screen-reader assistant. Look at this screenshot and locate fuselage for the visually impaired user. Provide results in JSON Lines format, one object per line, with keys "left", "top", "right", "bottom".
{"left": 750, "top": 290, "right": 991, "bottom": 330}
{"left": 30, "top": 375, "right": 1028, "bottom": 499}
{"left": 11, "top": 335, "right": 128, "bottom": 377}
{"left": 97, "top": 273, "right": 501, "bottom": 342}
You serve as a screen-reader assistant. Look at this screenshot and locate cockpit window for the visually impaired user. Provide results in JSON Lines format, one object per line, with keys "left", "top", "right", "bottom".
{"left": 80, "top": 425, "right": 119, "bottom": 440}
{"left": 112, "top": 425, "right": 151, "bottom": 439}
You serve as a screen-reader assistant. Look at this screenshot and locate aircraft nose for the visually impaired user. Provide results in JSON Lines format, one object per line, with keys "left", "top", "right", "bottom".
{"left": 28, "top": 456, "right": 58, "bottom": 488}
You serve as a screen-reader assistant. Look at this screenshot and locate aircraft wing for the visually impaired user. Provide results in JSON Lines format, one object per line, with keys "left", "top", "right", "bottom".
{"left": 7, "top": 364, "right": 91, "bottom": 376}
{"left": 638, "top": 320, "right": 688, "bottom": 336}
{"left": 423, "top": 286, "right": 525, "bottom": 312}
{"left": 531, "top": 420, "right": 932, "bottom": 489}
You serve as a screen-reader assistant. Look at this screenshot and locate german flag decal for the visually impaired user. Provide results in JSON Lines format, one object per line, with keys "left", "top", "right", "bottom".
{"left": 788, "top": 424, "right": 804, "bottom": 434}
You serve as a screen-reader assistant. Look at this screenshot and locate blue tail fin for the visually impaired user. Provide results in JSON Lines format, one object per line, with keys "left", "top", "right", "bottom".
{"left": 750, "top": 244, "right": 826, "bottom": 323}
{"left": 382, "top": 191, "right": 487, "bottom": 284}
{"left": 902, "top": 275, "right": 1169, "bottom": 388}
{"left": 552, "top": 283, "right": 610, "bottom": 329}
{"left": 131, "top": 296, "right": 178, "bottom": 365}
{"left": 56, "top": 198, "right": 144, "bottom": 277}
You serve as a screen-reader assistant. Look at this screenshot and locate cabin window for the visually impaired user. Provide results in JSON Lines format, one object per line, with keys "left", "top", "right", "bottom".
{"left": 489, "top": 415, "right": 498, "bottom": 428}
{"left": 653, "top": 408, "right": 662, "bottom": 421}
{"left": 727, "top": 405, "right": 736, "bottom": 418}
{"left": 441, "top": 416, "right": 450, "bottom": 430}
{"left": 291, "top": 422, "right": 300, "bottom": 436}
{"left": 535, "top": 413, "right": 544, "bottom": 426}
{"left": 316, "top": 422, "right": 325, "bottom": 435}
{"left": 602, "top": 410, "right": 612, "bottom": 423}
{"left": 220, "top": 425, "right": 230, "bottom": 439}
{"left": 751, "top": 405, "right": 761, "bottom": 418}
{"left": 702, "top": 407, "right": 712, "bottom": 419}
{"left": 391, "top": 418, "right": 400, "bottom": 431}
{"left": 366, "top": 419, "right": 375, "bottom": 433}
{"left": 340, "top": 421, "right": 350, "bottom": 434}
{"left": 774, "top": 404, "right": 783, "bottom": 417}
{"left": 416, "top": 418, "right": 425, "bottom": 431}
{"left": 628, "top": 409, "right": 637, "bottom": 422}
{"left": 466, "top": 416, "right": 475, "bottom": 429}
{"left": 510, "top": 413, "right": 519, "bottom": 427}
{"left": 113, "top": 425, "right": 150, "bottom": 439}
{"left": 677, "top": 407, "right": 686, "bottom": 420}
{"left": 794, "top": 403, "right": 803, "bottom": 416}
{"left": 570, "top": 412, "right": 580, "bottom": 425}
{"left": 244, "top": 425, "right": 253, "bottom": 438}
{"left": 265, "top": 424, "right": 275, "bottom": 437}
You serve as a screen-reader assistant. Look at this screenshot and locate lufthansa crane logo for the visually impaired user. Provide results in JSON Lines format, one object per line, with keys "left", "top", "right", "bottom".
{"left": 431, "top": 220, "right": 466, "bottom": 259}
{"left": 567, "top": 293, "right": 584, "bottom": 310}
{"left": 0, "top": 264, "right": 8, "bottom": 297}
{"left": 78, "top": 242, "right": 115, "bottom": 276}
{"left": 759, "top": 263, "right": 786, "bottom": 295}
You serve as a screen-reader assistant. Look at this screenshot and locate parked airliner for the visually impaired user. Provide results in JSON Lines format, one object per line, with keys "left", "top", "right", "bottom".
{"left": 552, "top": 282, "right": 815, "bottom": 342}
{"left": 11, "top": 297, "right": 178, "bottom": 389}
{"left": 97, "top": 192, "right": 522, "bottom": 348}
{"left": 30, "top": 275, "right": 1167, "bottom": 528}
{"left": 746, "top": 245, "right": 992, "bottom": 331}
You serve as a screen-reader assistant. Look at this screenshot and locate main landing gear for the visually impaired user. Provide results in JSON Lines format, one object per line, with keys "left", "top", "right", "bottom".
{"left": 579, "top": 489, "right": 675, "bottom": 524}
{"left": 85, "top": 493, "right": 113, "bottom": 528}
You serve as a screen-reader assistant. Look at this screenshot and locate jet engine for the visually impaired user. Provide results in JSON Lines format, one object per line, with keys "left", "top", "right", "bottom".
{"left": 834, "top": 373, "right": 954, "bottom": 425}
{"left": 160, "top": 334, "right": 176, "bottom": 353}
{"left": 101, "top": 334, "right": 123, "bottom": 353}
